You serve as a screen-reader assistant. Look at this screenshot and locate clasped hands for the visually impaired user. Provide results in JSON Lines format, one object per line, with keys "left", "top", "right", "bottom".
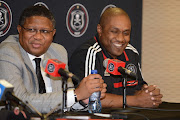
{"left": 135, "top": 84, "right": 163, "bottom": 108}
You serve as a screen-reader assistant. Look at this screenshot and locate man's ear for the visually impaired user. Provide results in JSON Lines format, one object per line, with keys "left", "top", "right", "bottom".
{"left": 52, "top": 29, "right": 56, "bottom": 36}
{"left": 17, "top": 25, "right": 21, "bottom": 33}
{"left": 97, "top": 24, "right": 102, "bottom": 37}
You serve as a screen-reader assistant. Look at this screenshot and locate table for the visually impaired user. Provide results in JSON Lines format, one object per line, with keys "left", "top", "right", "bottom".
{"left": 1, "top": 102, "right": 180, "bottom": 120}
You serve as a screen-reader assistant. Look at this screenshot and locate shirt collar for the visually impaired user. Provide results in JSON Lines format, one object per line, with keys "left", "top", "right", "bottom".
{"left": 27, "top": 53, "right": 44, "bottom": 61}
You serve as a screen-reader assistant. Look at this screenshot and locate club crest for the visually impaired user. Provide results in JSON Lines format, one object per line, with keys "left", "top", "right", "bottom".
{"left": 100, "top": 4, "right": 116, "bottom": 16}
{"left": 47, "top": 63, "right": 55, "bottom": 73}
{"left": 34, "top": 2, "right": 49, "bottom": 9}
{"left": 66, "top": 3, "right": 89, "bottom": 37}
{"left": 126, "top": 63, "right": 137, "bottom": 75}
{"left": 0, "top": 1, "right": 12, "bottom": 37}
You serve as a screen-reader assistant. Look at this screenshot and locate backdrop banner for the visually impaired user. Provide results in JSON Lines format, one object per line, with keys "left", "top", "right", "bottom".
{"left": 0, "top": 0, "right": 142, "bottom": 59}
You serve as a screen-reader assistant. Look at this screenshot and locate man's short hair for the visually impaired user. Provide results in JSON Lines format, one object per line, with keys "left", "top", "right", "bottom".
{"left": 19, "top": 5, "right": 56, "bottom": 28}
{"left": 99, "top": 7, "right": 130, "bottom": 27}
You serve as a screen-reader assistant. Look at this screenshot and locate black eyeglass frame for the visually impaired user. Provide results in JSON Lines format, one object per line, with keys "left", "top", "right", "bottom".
{"left": 20, "top": 25, "right": 54, "bottom": 34}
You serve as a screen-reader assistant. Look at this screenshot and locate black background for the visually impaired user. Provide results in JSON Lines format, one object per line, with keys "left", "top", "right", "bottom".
{"left": 0, "top": 0, "right": 142, "bottom": 60}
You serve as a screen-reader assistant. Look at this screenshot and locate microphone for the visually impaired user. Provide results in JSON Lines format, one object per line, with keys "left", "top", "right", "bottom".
{"left": 0, "top": 80, "right": 33, "bottom": 111}
{"left": 0, "top": 79, "right": 14, "bottom": 101}
{"left": 0, "top": 79, "right": 46, "bottom": 117}
{"left": 103, "top": 59, "right": 136, "bottom": 79}
{"left": 43, "top": 59, "right": 80, "bottom": 82}
{"left": 43, "top": 59, "right": 66, "bottom": 77}
{"left": 0, "top": 79, "right": 25, "bottom": 106}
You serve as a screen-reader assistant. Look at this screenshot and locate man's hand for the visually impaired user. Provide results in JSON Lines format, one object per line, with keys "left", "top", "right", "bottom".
{"left": 134, "top": 84, "right": 163, "bottom": 108}
{"left": 82, "top": 83, "right": 107, "bottom": 104}
{"left": 74, "top": 74, "right": 107, "bottom": 102}
{"left": 143, "top": 84, "right": 163, "bottom": 106}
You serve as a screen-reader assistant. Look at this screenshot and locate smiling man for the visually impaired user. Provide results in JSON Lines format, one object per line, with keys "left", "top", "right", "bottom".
{"left": 69, "top": 7, "right": 163, "bottom": 108}
{"left": 18, "top": 15, "right": 56, "bottom": 57}
{"left": 0, "top": 5, "right": 106, "bottom": 113}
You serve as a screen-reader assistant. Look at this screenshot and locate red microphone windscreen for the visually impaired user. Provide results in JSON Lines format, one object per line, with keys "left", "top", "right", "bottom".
{"left": 44, "top": 59, "right": 66, "bottom": 77}
{"left": 106, "top": 59, "right": 126, "bottom": 75}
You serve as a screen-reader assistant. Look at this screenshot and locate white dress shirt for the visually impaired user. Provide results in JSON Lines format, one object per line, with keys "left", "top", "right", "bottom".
{"left": 27, "top": 53, "right": 76, "bottom": 107}
{"left": 28, "top": 53, "right": 52, "bottom": 93}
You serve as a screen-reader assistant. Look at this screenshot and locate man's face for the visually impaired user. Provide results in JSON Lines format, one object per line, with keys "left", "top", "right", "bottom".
{"left": 97, "top": 15, "right": 131, "bottom": 58}
{"left": 17, "top": 16, "right": 56, "bottom": 57}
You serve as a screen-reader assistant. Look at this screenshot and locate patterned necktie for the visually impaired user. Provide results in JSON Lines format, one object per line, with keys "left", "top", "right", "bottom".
{"left": 34, "top": 58, "right": 46, "bottom": 94}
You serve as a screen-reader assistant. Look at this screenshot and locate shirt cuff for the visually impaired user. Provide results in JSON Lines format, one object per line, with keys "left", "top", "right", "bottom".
{"left": 70, "top": 101, "right": 88, "bottom": 111}
{"left": 67, "top": 88, "right": 76, "bottom": 107}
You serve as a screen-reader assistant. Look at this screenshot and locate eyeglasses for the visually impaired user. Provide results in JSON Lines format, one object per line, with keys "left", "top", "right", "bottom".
{"left": 21, "top": 25, "right": 54, "bottom": 36}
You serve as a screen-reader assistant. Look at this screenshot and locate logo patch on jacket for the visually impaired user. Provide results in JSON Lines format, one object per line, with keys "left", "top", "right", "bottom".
{"left": 126, "top": 63, "right": 137, "bottom": 75}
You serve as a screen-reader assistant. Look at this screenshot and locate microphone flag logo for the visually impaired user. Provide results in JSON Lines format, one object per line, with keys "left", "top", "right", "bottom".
{"left": 47, "top": 63, "right": 55, "bottom": 73}
{"left": 108, "top": 63, "right": 115, "bottom": 72}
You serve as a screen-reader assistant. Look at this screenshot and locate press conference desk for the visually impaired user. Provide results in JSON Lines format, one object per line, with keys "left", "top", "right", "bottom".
{"left": 102, "top": 102, "right": 180, "bottom": 120}
{"left": 1, "top": 102, "right": 180, "bottom": 120}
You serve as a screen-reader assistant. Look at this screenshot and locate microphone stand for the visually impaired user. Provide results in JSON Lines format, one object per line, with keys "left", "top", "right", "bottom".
{"left": 118, "top": 74, "right": 131, "bottom": 112}
{"left": 5, "top": 100, "right": 12, "bottom": 110}
{"left": 62, "top": 76, "right": 68, "bottom": 114}
{"left": 122, "top": 75, "right": 127, "bottom": 109}
{"left": 112, "top": 75, "right": 137, "bottom": 114}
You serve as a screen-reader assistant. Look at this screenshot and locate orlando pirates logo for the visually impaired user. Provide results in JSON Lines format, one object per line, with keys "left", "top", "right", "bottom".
{"left": 47, "top": 63, "right": 55, "bottom": 73}
{"left": 100, "top": 4, "right": 116, "bottom": 16}
{"left": 71, "top": 10, "right": 84, "bottom": 31}
{"left": 34, "top": 2, "right": 49, "bottom": 9}
{"left": 126, "top": 63, "right": 137, "bottom": 75}
{"left": 108, "top": 63, "right": 115, "bottom": 72}
{"left": 66, "top": 3, "right": 89, "bottom": 37}
{"left": 0, "top": 1, "right": 12, "bottom": 37}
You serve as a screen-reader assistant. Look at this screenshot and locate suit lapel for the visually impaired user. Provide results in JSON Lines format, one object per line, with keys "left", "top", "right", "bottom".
{"left": 18, "top": 43, "right": 62, "bottom": 93}
{"left": 18, "top": 43, "right": 39, "bottom": 93}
